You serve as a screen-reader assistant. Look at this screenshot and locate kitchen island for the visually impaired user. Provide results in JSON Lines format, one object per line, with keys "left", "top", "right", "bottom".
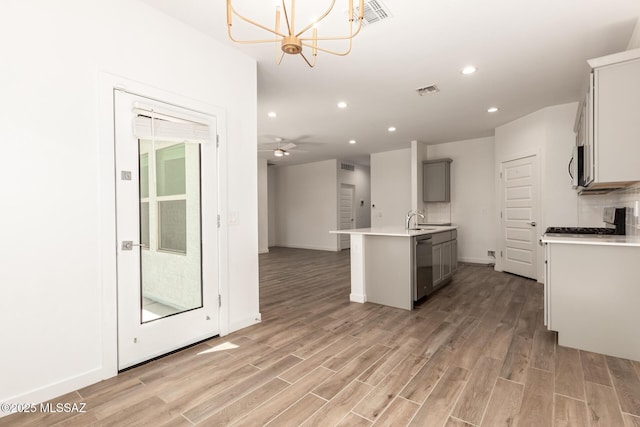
{"left": 330, "top": 226, "right": 457, "bottom": 310}
{"left": 542, "top": 233, "right": 640, "bottom": 361}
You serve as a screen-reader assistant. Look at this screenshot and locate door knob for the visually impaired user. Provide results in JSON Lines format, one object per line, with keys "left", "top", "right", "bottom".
{"left": 527, "top": 221, "right": 537, "bottom": 227}
{"left": 121, "top": 241, "right": 147, "bottom": 250}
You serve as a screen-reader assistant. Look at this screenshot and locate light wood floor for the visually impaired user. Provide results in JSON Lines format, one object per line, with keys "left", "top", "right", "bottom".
{"left": 4, "top": 247, "right": 640, "bottom": 426}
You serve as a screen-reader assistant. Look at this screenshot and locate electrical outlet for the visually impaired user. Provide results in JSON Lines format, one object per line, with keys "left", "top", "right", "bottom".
{"left": 488, "top": 250, "right": 495, "bottom": 257}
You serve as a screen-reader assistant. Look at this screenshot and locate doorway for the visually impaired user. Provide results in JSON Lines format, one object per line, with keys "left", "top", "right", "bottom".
{"left": 114, "top": 90, "right": 220, "bottom": 369}
{"left": 339, "top": 184, "right": 356, "bottom": 250}
{"left": 500, "top": 155, "right": 539, "bottom": 280}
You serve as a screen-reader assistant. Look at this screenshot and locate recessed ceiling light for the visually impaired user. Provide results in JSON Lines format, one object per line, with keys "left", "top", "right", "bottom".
{"left": 461, "top": 65, "right": 477, "bottom": 75}
{"left": 388, "top": 126, "right": 396, "bottom": 132}
{"left": 337, "top": 101, "right": 348, "bottom": 109}
{"left": 349, "top": 140, "right": 356, "bottom": 144}
{"left": 487, "top": 107, "right": 499, "bottom": 113}
{"left": 267, "top": 111, "right": 277, "bottom": 118}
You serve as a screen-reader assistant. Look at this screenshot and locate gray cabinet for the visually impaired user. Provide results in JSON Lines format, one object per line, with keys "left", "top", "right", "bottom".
{"left": 452, "top": 239, "right": 458, "bottom": 273}
{"left": 432, "top": 244, "right": 443, "bottom": 284}
{"left": 423, "top": 159, "right": 452, "bottom": 202}
{"left": 442, "top": 241, "right": 452, "bottom": 278}
{"left": 432, "top": 229, "right": 457, "bottom": 289}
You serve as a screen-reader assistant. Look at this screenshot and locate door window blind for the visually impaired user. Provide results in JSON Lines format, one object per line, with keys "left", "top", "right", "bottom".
{"left": 132, "top": 105, "right": 211, "bottom": 144}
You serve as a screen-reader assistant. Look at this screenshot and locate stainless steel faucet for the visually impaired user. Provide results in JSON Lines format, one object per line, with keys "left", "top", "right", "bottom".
{"left": 406, "top": 210, "right": 425, "bottom": 229}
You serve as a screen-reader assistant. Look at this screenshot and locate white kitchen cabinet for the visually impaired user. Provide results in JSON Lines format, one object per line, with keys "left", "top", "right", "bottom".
{"left": 594, "top": 56, "right": 640, "bottom": 183}
{"left": 543, "top": 239, "right": 640, "bottom": 361}
{"left": 577, "top": 49, "right": 640, "bottom": 189}
{"left": 574, "top": 74, "right": 594, "bottom": 187}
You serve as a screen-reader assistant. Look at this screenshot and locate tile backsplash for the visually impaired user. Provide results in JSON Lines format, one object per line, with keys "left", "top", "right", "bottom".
{"left": 578, "top": 185, "right": 640, "bottom": 235}
{"left": 424, "top": 202, "right": 451, "bottom": 224}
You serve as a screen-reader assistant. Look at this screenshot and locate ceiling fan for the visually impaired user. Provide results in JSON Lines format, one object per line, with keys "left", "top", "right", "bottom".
{"left": 258, "top": 140, "right": 298, "bottom": 158}
{"left": 258, "top": 136, "right": 320, "bottom": 158}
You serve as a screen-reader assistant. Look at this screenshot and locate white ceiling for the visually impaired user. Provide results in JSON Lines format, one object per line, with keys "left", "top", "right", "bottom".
{"left": 141, "top": 0, "right": 639, "bottom": 166}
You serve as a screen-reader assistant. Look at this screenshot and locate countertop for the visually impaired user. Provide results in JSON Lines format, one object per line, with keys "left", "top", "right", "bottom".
{"left": 541, "top": 233, "right": 640, "bottom": 247}
{"left": 330, "top": 225, "right": 457, "bottom": 237}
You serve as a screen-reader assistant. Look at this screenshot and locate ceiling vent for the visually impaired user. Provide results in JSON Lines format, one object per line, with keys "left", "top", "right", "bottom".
{"left": 341, "top": 162, "right": 355, "bottom": 172}
{"left": 351, "top": 0, "right": 392, "bottom": 26}
{"left": 416, "top": 84, "right": 440, "bottom": 96}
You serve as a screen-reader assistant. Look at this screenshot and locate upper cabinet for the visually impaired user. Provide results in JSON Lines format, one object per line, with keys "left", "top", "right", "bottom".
{"left": 423, "top": 158, "right": 452, "bottom": 202}
{"left": 577, "top": 49, "right": 640, "bottom": 190}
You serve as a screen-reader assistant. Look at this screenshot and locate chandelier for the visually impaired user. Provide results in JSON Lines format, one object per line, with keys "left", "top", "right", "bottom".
{"left": 226, "top": 0, "right": 365, "bottom": 67}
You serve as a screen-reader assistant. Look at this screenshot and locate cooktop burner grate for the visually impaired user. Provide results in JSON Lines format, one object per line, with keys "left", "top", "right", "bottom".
{"left": 545, "top": 227, "right": 616, "bottom": 235}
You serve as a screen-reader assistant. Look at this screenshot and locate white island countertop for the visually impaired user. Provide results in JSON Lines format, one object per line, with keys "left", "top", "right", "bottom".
{"left": 541, "top": 233, "right": 640, "bottom": 247}
{"left": 330, "top": 225, "right": 457, "bottom": 238}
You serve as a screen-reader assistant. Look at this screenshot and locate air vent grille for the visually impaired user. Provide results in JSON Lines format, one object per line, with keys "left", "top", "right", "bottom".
{"left": 416, "top": 85, "right": 440, "bottom": 96}
{"left": 352, "top": 0, "right": 392, "bottom": 26}
{"left": 341, "top": 162, "right": 355, "bottom": 172}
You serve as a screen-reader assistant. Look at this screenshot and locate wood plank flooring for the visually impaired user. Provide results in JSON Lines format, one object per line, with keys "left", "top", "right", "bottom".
{"left": 3, "top": 246, "right": 640, "bottom": 426}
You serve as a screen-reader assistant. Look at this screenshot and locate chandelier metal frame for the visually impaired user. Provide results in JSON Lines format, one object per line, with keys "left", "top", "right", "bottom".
{"left": 226, "top": 0, "right": 365, "bottom": 67}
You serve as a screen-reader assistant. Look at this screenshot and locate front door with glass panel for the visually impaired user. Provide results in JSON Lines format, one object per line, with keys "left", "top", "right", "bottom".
{"left": 114, "top": 90, "right": 220, "bottom": 370}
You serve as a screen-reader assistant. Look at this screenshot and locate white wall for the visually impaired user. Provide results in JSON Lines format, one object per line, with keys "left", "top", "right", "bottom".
{"left": 370, "top": 149, "right": 412, "bottom": 227}
{"left": 273, "top": 160, "right": 339, "bottom": 251}
{"left": 0, "top": 0, "right": 259, "bottom": 408}
{"left": 411, "top": 140, "right": 427, "bottom": 213}
{"left": 627, "top": 17, "right": 640, "bottom": 50}
{"left": 258, "top": 158, "right": 269, "bottom": 253}
{"left": 426, "top": 137, "right": 497, "bottom": 264}
{"left": 495, "top": 102, "right": 579, "bottom": 280}
{"left": 339, "top": 162, "right": 371, "bottom": 228}
{"left": 268, "top": 165, "right": 278, "bottom": 247}
{"left": 543, "top": 103, "right": 581, "bottom": 227}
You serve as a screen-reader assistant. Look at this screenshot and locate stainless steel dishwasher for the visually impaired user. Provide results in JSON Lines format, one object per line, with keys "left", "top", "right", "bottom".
{"left": 414, "top": 235, "right": 434, "bottom": 301}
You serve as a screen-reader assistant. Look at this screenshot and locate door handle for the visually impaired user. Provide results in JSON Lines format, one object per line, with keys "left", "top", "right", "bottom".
{"left": 121, "top": 241, "right": 148, "bottom": 250}
{"left": 527, "top": 221, "right": 537, "bottom": 227}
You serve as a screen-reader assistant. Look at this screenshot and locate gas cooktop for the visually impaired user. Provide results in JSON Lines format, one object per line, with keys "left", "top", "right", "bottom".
{"left": 545, "top": 227, "right": 616, "bottom": 235}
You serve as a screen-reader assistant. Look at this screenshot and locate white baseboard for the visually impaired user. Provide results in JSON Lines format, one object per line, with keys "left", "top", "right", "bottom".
{"left": 258, "top": 248, "right": 269, "bottom": 254}
{"left": 1, "top": 367, "right": 107, "bottom": 417}
{"left": 459, "top": 256, "right": 495, "bottom": 265}
{"left": 227, "top": 313, "right": 261, "bottom": 335}
{"left": 350, "top": 293, "right": 366, "bottom": 303}
{"left": 274, "top": 244, "right": 339, "bottom": 252}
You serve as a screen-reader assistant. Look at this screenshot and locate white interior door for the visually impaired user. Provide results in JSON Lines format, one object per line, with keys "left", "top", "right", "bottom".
{"left": 501, "top": 155, "right": 539, "bottom": 280}
{"left": 339, "top": 184, "right": 355, "bottom": 249}
{"left": 114, "top": 90, "right": 220, "bottom": 370}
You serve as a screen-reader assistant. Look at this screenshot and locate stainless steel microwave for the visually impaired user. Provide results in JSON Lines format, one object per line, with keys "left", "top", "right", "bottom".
{"left": 570, "top": 145, "right": 584, "bottom": 188}
{"left": 570, "top": 145, "right": 594, "bottom": 188}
